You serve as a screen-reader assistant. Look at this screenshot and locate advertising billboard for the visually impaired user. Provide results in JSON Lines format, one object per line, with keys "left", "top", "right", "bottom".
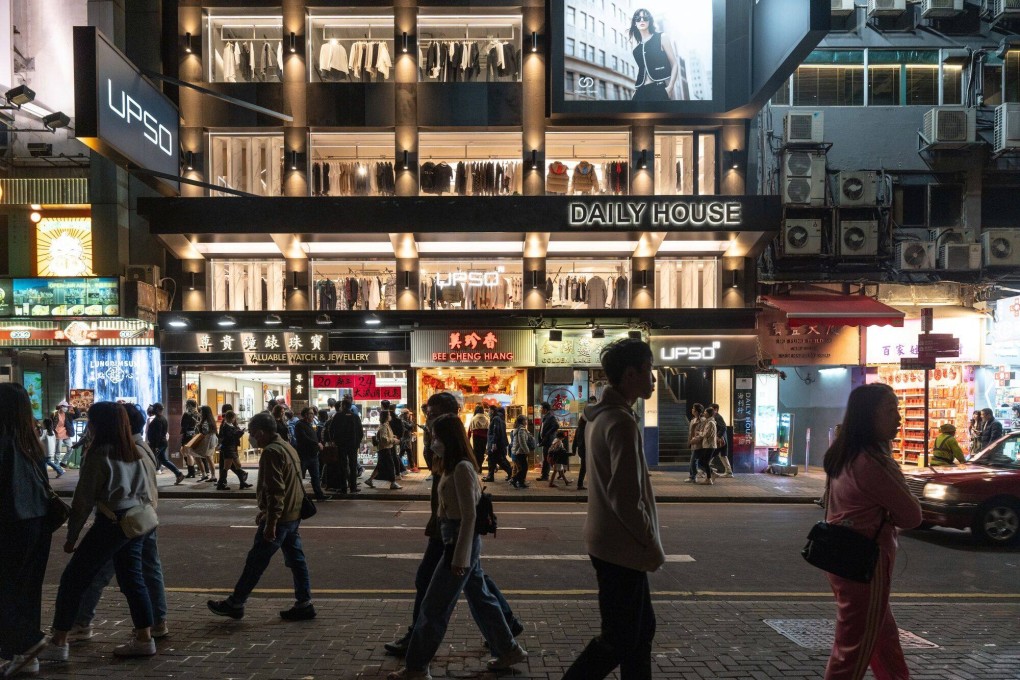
{"left": 67, "top": 347, "right": 162, "bottom": 408}
{"left": 7, "top": 278, "right": 120, "bottom": 317}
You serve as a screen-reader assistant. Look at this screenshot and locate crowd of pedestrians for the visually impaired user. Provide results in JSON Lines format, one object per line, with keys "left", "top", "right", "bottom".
{"left": 1, "top": 336, "right": 929, "bottom": 679}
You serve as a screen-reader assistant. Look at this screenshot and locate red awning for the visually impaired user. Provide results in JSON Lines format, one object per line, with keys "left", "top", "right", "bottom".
{"left": 761, "top": 295, "right": 905, "bottom": 328}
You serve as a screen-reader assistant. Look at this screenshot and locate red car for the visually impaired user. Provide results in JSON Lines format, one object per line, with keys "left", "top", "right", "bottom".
{"left": 904, "top": 431, "right": 1020, "bottom": 546}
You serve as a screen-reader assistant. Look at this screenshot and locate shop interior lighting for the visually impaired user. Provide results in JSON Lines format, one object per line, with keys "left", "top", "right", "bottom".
{"left": 547, "top": 240, "right": 637, "bottom": 254}
{"left": 289, "top": 32, "right": 297, "bottom": 53}
{"left": 417, "top": 241, "right": 523, "bottom": 254}
{"left": 217, "top": 315, "right": 237, "bottom": 328}
{"left": 403, "top": 270, "right": 411, "bottom": 290}
{"left": 167, "top": 317, "right": 189, "bottom": 329}
{"left": 184, "top": 32, "right": 193, "bottom": 54}
{"left": 365, "top": 315, "right": 382, "bottom": 326}
{"left": 4, "top": 85, "right": 35, "bottom": 107}
{"left": 628, "top": 330, "right": 643, "bottom": 340}
{"left": 315, "top": 314, "right": 332, "bottom": 326}
{"left": 265, "top": 313, "right": 283, "bottom": 325}
{"left": 184, "top": 150, "right": 194, "bottom": 170}
{"left": 592, "top": 327, "right": 605, "bottom": 339}
{"left": 638, "top": 149, "right": 648, "bottom": 170}
{"left": 657, "top": 240, "right": 731, "bottom": 253}
{"left": 402, "top": 32, "right": 409, "bottom": 54}
{"left": 530, "top": 149, "right": 538, "bottom": 170}
{"left": 187, "top": 272, "right": 196, "bottom": 291}
{"left": 194, "top": 242, "right": 281, "bottom": 255}
{"left": 549, "top": 329, "right": 563, "bottom": 342}
{"left": 301, "top": 241, "right": 395, "bottom": 255}
{"left": 531, "top": 31, "right": 539, "bottom": 53}
{"left": 288, "top": 150, "right": 298, "bottom": 170}
{"left": 730, "top": 270, "right": 740, "bottom": 289}
{"left": 402, "top": 149, "right": 410, "bottom": 169}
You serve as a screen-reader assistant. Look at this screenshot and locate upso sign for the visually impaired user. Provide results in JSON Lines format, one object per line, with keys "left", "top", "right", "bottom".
{"left": 650, "top": 335, "right": 758, "bottom": 366}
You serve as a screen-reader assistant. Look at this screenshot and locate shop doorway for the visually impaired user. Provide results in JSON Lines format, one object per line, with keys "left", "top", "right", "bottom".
{"left": 657, "top": 367, "right": 714, "bottom": 465}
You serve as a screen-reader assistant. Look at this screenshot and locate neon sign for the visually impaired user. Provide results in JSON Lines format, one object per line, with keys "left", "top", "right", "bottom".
{"left": 436, "top": 272, "right": 501, "bottom": 288}
{"left": 659, "top": 341, "right": 722, "bottom": 362}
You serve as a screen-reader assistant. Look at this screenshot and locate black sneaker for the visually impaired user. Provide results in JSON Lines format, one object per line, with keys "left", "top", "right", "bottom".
{"left": 280, "top": 603, "right": 317, "bottom": 621}
{"left": 314, "top": 495, "right": 331, "bottom": 502}
{"left": 509, "top": 619, "right": 525, "bottom": 637}
{"left": 207, "top": 599, "right": 244, "bottom": 619}
{"left": 384, "top": 635, "right": 410, "bottom": 656}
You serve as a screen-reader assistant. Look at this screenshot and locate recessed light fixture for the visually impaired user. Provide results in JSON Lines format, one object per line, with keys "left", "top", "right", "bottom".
{"left": 316, "top": 313, "right": 332, "bottom": 326}
{"left": 167, "top": 318, "right": 189, "bottom": 329}
{"left": 217, "top": 315, "right": 237, "bottom": 327}
{"left": 265, "top": 313, "right": 282, "bottom": 325}
{"left": 365, "top": 315, "right": 382, "bottom": 326}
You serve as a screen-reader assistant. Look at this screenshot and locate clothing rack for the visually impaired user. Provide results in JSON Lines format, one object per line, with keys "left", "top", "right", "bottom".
{"left": 418, "top": 23, "right": 516, "bottom": 41}
{"left": 322, "top": 23, "right": 391, "bottom": 40}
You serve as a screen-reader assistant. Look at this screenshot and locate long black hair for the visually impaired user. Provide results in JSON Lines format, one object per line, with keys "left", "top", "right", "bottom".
{"left": 0, "top": 383, "right": 45, "bottom": 461}
{"left": 433, "top": 414, "right": 480, "bottom": 475}
{"left": 86, "top": 402, "right": 139, "bottom": 463}
{"left": 823, "top": 383, "right": 897, "bottom": 478}
{"left": 629, "top": 8, "right": 657, "bottom": 43}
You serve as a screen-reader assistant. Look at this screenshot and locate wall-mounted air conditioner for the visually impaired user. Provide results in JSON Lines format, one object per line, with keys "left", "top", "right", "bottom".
{"left": 832, "top": 0, "right": 857, "bottom": 16}
{"left": 782, "top": 150, "right": 826, "bottom": 206}
{"left": 929, "top": 227, "right": 977, "bottom": 245}
{"left": 986, "top": 0, "right": 1020, "bottom": 21}
{"left": 784, "top": 111, "right": 824, "bottom": 145}
{"left": 921, "top": 0, "right": 965, "bottom": 19}
{"left": 839, "top": 220, "right": 880, "bottom": 257}
{"left": 125, "top": 264, "right": 161, "bottom": 286}
{"left": 982, "top": 229, "right": 1020, "bottom": 266}
{"left": 994, "top": 103, "right": 1020, "bottom": 153}
{"left": 782, "top": 219, "right": 823, "bottom": 256}
{"left": 836, "top": 171, "right": 878, "bottom": 207}
{"left": 939, "top": 244, "right": 982, "bottom": 270}
{"left": 921, "top": 107, "right": 977, "bottom": 148}
{"left": 868, "top": 0, "right": 907, "bottom": 18}
{"left": 896, "top": 242, "right": 937, "bottom": 270}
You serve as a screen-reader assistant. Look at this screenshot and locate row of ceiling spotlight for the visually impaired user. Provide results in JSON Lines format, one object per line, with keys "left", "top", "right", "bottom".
{"left": 166, "top": 313, "right": 382, "bottom": 329}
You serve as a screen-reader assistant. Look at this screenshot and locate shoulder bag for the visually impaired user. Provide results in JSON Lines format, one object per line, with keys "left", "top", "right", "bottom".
{"left": 279, "top": 444, "right": 317, "bottom": 520}
{"left": 32, "top": 460, "right": 70, "bottom": 534}
{"left": 801, "top": 478, "right": 886, "bottom": 583}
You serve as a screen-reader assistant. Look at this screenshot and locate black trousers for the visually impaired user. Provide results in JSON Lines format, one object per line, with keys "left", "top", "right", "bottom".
{"left": 576, "top": 450, "right": 587, "bottom": 488}
{"left": 512, "top": 453, "right": 529, "bottom": 486}
{"left": 694, "top": 448, "right": 715, "bottom": 478}
{"left": 486, "top": 448, "right": 512, "bottom": 479}
{"left": 562, "top": 555, "right": 655, "bottom": 680}
{"left": 539, "top": 443, "right": 552, "bottom": 479}
{"left": 0, "top": 517, "right": 51, "bottom": 658}
{"left": 334, "top": 447, "right": 359, "bottom": 492}
{"left": 218, "top": 454, "right": 245, "bottom": 485}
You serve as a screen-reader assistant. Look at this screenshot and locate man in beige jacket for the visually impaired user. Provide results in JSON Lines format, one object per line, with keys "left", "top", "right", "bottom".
{"left": 562, "top": 338, "right": 665, "bottom": 680}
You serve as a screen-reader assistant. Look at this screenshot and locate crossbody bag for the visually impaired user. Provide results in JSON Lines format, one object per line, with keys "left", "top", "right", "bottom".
{"left": 801, "top": 478, "right": 886, "bottom": 583}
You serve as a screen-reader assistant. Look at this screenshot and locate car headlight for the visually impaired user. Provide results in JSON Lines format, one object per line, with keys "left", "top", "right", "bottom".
{"left": 922, "top": 483, "right": 955, "bottom": 501}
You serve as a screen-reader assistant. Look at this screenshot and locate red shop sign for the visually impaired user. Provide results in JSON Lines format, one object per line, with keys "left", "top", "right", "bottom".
{"left": 313, "top": 374, "right": 377, "bottom": 389}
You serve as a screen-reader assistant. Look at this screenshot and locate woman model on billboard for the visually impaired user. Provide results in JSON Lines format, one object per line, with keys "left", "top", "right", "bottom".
{"left": 629, "top": 8, "right": 678, "bottom": 101}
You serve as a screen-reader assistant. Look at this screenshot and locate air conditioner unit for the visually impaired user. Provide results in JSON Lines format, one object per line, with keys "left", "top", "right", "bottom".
{"left": 839, "top": 220, "right": 880, "bottom": 257}
{"left": 982, "top": 229, "right": 1020, "bottom": 266}
{"left": 836, "top": 171, "right": 878, "bottom": 207}
{"left": 782, "top": 219, "right": 823, "bottom": 256}
{"left": 784, "top": 111, "right": 824, "bottom": 145}
{"left": 939, "top": 243, "right": 982, "bottom": 270}
{"left": 988, "top": 0, "right": 1020, "bottom": 20}
{"left": 921, "top": 0, "right": 965, "bottom": 18}
{"left": 831, "top": 0, "right": 857, "bottom": 16}
{"left": 782, "top": 150, "right": 827, "bottom": 206}
{"left": 868, "top": 0, "right": 906, "bottom": 18}
{"left": 994, "top": 103, "right": 1020, "bottom": 153}
{"left": 125, "top": 264, "right": 161, "bottom": 286}
{"left": 929, "top": 227, "right": 977, "bottom": 244}
{"left": 896, "top": 242, "right": 937, "bottom": 270}
{"left": 921, "top": 107, "right": 977, "bottom": 148}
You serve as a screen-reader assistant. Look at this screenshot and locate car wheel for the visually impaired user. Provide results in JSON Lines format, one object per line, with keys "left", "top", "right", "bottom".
{"left": 972, "top": 499, "right": 1020, "bottom": 546}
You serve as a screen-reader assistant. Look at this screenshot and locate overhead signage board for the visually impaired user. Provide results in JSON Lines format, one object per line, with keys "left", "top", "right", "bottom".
{"left": 312, "top": 373, "right": 402, "bottom": 400}
{"left": 167, "top": 331, "right": 409, "bottom": 366}
{"left": 865, "top": 317, "right": 983, "bottom": 365}
{"left": 650, "top": 334, "right": 758, "bottom": 366}
{"left": 73, "top": 26, "right": 180, "bottom": 196}
{"left": 1, "top": 277, "right": 120, "bottom": 318}
{"left": 758, "top": 308, "right": 860, "bottom": 366}
{"left": 412, "top": 330, "right": 535, "bottom": 367}
{"left": 989, "top": 295, "right": 1020, "bottom": 364}
{"left": 536, "top": 330, "right": 629, "bottom": 367}
{"left": 0, "top": 320, "right": 153, "bottom": 347}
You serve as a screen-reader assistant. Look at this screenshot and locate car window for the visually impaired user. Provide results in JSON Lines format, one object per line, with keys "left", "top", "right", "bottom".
{"left": 971, "top": 433, "right": 1020, "bottom": 469}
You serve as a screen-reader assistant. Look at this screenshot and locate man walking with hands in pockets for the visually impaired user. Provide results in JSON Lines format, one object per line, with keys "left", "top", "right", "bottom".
{"left": 562, "top": 338, "right": 664, "bottom": 680}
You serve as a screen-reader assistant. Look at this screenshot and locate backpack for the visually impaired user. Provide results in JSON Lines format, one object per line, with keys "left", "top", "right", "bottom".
{"left": 475, "top": 485, "right": 498, "bottom": 536}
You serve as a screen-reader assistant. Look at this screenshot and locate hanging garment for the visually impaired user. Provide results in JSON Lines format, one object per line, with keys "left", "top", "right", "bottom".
{"left": 572, "top": 161, "right": 600, "bottom": 194}
{"left": 547, "top": 162, "right": 570, "bottom": 194}
{"left": 375, "top": 41, "right": 392, "bottom": 79}
{"left": 614, "top": 276, "right": 629, "bottom": 309}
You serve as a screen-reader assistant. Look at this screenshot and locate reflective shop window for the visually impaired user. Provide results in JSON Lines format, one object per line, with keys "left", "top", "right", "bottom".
{"left": 311, "top": 259, "right": 397, "bottom": 311}
{"left": 544, "top": 258, "right": 630, "bottom": 310}
{"left": 655, "top": 132, "right": 716, "bottom": 196}
{"left": 655, "top": 258, "right": 719, "bottom": 309}
{"left": 943, "top": 60, "right": 963, "bottom": 105}
{"left": 309, "top": 132, "right": 395, "bottom": 196}
{"left": 546, "top": 130, "right": 630, "bottom": 196}
{"left": 985, "top": 63, "right": 1003, "bottom": 106}
{"left": 208, "top": 134, "right": 284, "bottom": 197}
{"left": 418, "top": 131, "right": 522, "bottom": 196}
{"left": 418, "top": 12, "right": 522, "bottom": 83}
{"left": 208, "top": 260, "right": 286, "bottom": 311}
{"left": 868, "top": 51, "right": 940, "bottom": 106}
{"left": 793, "top": 50, "right": 865, "bottom": 106}
{"left": 205, "top": 11, "right": 283, "bottom": 83}
{"left": 307, "top": 11, "right": 394, "bottom": 83}
{"left": 420, "top": 259, "right": 523, "bottom": 311}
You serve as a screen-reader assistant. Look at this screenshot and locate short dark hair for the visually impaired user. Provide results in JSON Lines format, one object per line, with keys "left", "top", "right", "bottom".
{"left": 981, "top": 407, "right": 994, "bottom": 418}
{"left": 540, "top": 402, "right": 552, "bottom": 412}
{"left": 301, "top": 406, "right": 316, "bottom": 419}
{"left": 126, "top": 403, "right": 147, "bottom": 435}
{"left": 222, "top": 403, "right": 233, "bottom": 414}
{"left": 248, "top": 412, "right": 277, "bottom": 436}
{"left": 709, "top": 403, "right": 720, "bottom": 410}
{"left": 186, "top": 399, "right": 197, "bottom": 408}
{"left": 152, "top": 402, "right": 164, "bottom": 412}
{"left": 600, "top": 338, "right": 653, "bottom": 386}
{"left": 515, "top": 415, "right": 528, "bottom": 427}
{"left": 427, "top": 392, "right": 460, "bottom": 417}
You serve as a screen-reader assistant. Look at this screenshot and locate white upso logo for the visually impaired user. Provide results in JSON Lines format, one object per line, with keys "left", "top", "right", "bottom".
{"left": 660, "top": 341, "right": 722, "bottom": 362}
{"left": 107, "top": 79, "right": 173, "bottom": 156}
{"left": 437, "top": 272, "right": 501, "bottom": 287}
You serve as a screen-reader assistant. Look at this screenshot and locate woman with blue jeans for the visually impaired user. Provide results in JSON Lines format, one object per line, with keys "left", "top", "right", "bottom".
{"left": 388, "top": 415, "right": 528, "bottom": 680}
{"left": 38, "top": 402, "right": 159, "bottom": 662}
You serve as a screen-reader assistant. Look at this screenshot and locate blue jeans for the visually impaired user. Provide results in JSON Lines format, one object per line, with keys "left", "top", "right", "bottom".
{"left": 404, "top": 520, "right": 516, "bottom": 671}
{"left": 152, "top": 444, "right": 181, "bottom": 477}
{"left": 300, "top": 453, "right": 326, "bottom": 499}
{"left": 52, "top": 513, "right": 154, "bottom": 631}
{"left": 74, "top": 529, "right": 167, "bottom": 627}
{"left": 228, "top": 520, "right": 310, "bottom": 606}
{"left": 0, "top": 518, "right": 51, "bottom": 658}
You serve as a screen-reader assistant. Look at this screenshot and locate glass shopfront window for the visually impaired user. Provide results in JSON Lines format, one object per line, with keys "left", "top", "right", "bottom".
{"left": 309, "top": 132, "right": 395, "bottom": 196}
{"left": 544, "top": 258, "right": 630, "bottom": 310}
{"left": 307, "top": 10, "right": 394, "bottom": 83}
{"left": 205, "top": 11, "right": 283, "bottom": 83}
{"left": 420, "top": 259, "right": 523, "bottom": 310}
{"left": 545, "top": 130, "right": 630, "bottom": 196}
{"left": 655, "top": 131, "right": 717, "bottom": 196}
{"left": 209, "top": 260, "right": 286, "bottom": 311}
{"left": 209, "top": 133, "right": 284, "bottom": 197}
{"left": 311, "top": 259, "right": 397, "bottom": 311}
{"left": 418, "top": 131, "right": 522, "bottom": 196}
{"left": 655, "top": 258, "right": 719, "bottom": 309}
{"left": 418, "top": 12, "right": 522, "bottom": 83}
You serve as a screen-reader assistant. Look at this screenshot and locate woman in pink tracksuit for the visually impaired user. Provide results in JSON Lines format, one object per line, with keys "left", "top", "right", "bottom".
{"left": 822, "top": 383, "right": 922, "bottom": 680}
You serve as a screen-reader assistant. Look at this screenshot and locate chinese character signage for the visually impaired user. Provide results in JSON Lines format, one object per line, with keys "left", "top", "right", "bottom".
{"left": 731, "top": 365, "right": 756, "bottom": 473}
{"left": 169, "top": 332, "right": 408, "bottom": 366}
{"left": 312, "top": 374, "right": 402, "bottom": 400}
{"left": 989, "top": 295, "right": 1020, "bottom": 364}
{"left": 412, "top": 330, "right": 535, "bottom": 367}
{"left": 0, "top": 277, "right": 120, "bottom": 317}
{"left": 757, "top": 309, "right": 860, "bottom": 366}
{"left": 536, "top": 330, "right": 629, "bottom": 367}
{"left": 865, "top": 316, "right": 983, "bottom": 364}
{"left": 650, "top": 334, "right": 758, "bottom": 366}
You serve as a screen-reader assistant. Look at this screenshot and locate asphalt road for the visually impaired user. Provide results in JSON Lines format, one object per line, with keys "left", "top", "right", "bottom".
{"left": 44, "top": 500, "right": 1020, "bottom": 601}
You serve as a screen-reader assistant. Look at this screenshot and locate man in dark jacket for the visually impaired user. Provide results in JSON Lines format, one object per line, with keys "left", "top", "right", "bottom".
{"left": 573, "top": 396, "right": 597, "bottom": 491}
{"left": 145, "top": 403, "right": 182, "bottom": 484}
{"left": 979, "top": 408, "right": 1004, "bottom": 447}
{"left": 328, "top": 396, "right": 363, "bottom": 494}
{"left": 483, "top": 406, "right": 513, "bottom": 482}
{"left": 538, "top": 402, "right": 558, "bottom": 481}
{"left": 709, "top": 402, "right": 733, "bottom": 477}
{"left": 295, "top": 407, "right": 329, "bottom": 501}
{"left": 180, "top": 399, "right": 199, "bottom": 478}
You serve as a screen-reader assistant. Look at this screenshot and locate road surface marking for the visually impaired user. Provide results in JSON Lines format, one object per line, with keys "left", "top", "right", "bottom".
{"left": 399, "top": 510, "right": 588, "bottom": 515}
{"left": 228, "top": 525, "right": 528, "bottom": 531}
{"left": 351, "top": 553, "right": 695, "bottom": 562}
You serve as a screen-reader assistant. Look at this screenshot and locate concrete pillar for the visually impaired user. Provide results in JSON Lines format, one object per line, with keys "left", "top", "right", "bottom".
{"left": 395, "top": 3, "right": 419, "bottom": 197}
{"left": 631, "top": 255, "right": 654, "bottom": 309}
{"left": 181, "top": 260, "right": 207, "bottom": 312}
{"left": 522, "top": 5, "right": 546, "bottom": 196}
{"left": 631, "top": 124, "right": 654, "bottom": 196}
{"left": 286, "top": 258, "right": 310, "bottom": 310}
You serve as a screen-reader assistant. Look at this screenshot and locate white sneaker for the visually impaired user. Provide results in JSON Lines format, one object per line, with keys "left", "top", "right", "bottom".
{"left": 35, "top": 641, "right": 68, "bottom": 663}
{"left": 386, "top": 668, "right": 432, "bottom": 680}
{"left": 487, "top": 643, "right": 528, "bottom": 670}
{"left": 66, "top": 624, "right": 93, "bottom": 643}
{"left": 2, "top": 656, "right": 39, "bottom": 677}
{"left": 151, "top": 621, "right": 169, "bottom": 639}
{"left": 707, "top": 477, "right": 714, "bottom": 485}
{"left": 112, "top": 639, "right": 156, "bottom": 657}
{"left": 723, "top": 472, "right": 733, "bottom": 478}
{"left": 390, "top": 482, "right": 402, "bottom": 490}
{"left": 683, "top": 478, "right": 695, "bottom": 483}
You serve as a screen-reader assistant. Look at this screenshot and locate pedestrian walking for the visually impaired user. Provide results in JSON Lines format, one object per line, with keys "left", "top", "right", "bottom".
{"left": 820, "top": 383, "right": 922, "bottom": 680}
{"left": 180, "top": 399, "right": 200, "bottom": 479}
{"left": 562, "top": 338, "right": 664, "bottom": 680}
{"left": 509, "top": 415, "right": 534, "bottom": 489}
{"left": 207, "top": 412, "right": 316, "bottom": 622}
{"left": 696, "top": 407, "right": 719, "bottom": 485}
{"left": 327, "top": 396, "right": 363, "bottom": 494}
{"left": 66, "top": 404, "right": 170, "bottom": 646}
{"left": 54, "top": 400, "right": 73, "bottom": 466}
{"left": 366, "top": 410, "right": 401, "bottom": 489}
{"left": 685, "top": 403, "right": 705, "bottom": 483}
{"left": 192, "top": 406, "right": 219, "bottom": 484}
{"left": 272, "top": 404, "right": 291, "bottom": 442}
{"left": 547, "top": 431, "right": 572, "bottom": 487}
{"left": 469, "top": 405, "right": 489, "bottom": 470}
{"left": 537, "top": 402, "right": 558, "bottom": 481}
{"left": 401, "top": 410, "right": 419, "bottom": 472}
{"left": 40, "top": 402, "right": 159, "bottom": 662}
{"left": 217, "top": 412, "right": 251, "bottom": 490}
{"left": 384, "top": 401, "right": 407, "bottom": 476}
{"left": 384, "top": 392, "right": 522, "bottom": 660}
{"left": 709, "top": 402, "right": 733, "bottom": 477}
{"left": 295, "top": 407, "right": 330, "bottom": 501}
{"left": 146, "top": 403, "right": 183, "bottom": 485}
{"left": 39, "top": 418, "right": 65, "bottom": 478}
{"left": 387, "top": 414, "right": 528, "bottom": 679}
{"left": 0, "top": 383, "right": 54, "bottom": 678}
{"left": 483, "top": 406, "right": 513, "bottom": 482}
{"left": 573, "top": 396, "right": 596, "bottom": 491}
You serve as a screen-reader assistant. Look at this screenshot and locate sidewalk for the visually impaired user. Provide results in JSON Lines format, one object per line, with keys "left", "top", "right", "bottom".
{"left": 49, "top": 464, "right": 826, "bottom": 503}
{"left": 27, "top": 590, "right": 1020, "bottom": 680}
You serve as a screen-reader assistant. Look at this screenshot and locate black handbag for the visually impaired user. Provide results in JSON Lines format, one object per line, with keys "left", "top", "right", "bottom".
{"left": 802, "top": 479, "right": 886, "bottom": 583}
{"left": 33, "top": 462, "right": 70, "bottom": 534}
